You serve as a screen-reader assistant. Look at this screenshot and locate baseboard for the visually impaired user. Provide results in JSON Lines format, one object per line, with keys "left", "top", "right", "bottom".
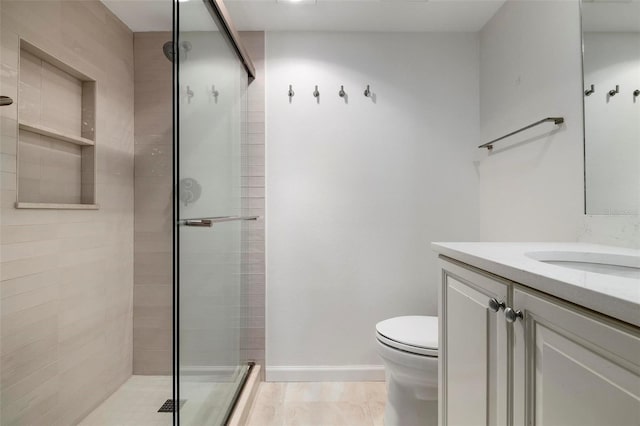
{"left": 265, "top": 365, "right": 385, "bottom": 382}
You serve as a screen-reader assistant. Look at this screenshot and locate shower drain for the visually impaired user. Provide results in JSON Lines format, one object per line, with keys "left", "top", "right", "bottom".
{"left": 158, "top": 399, "right": 186, "bottom": 413}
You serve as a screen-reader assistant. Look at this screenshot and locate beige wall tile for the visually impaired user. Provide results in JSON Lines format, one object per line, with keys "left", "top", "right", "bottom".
{"left": 1, "top": 368, "right": 60, "bottom": 425}
{"left": 1, "top": 133, "right": 17, "bottom": 155}
{"left": 0, "top": 1, "right": 134, "bottom": 425}
{"left": 17, "top": 130, "right": 83, "bottom": 203}
{"left": 132, "top": 32, "right": 173, "bottom": 375}
{"left": 0, "top": 359, "right": 58, "bottom": 410}
{"left": 17, "top": 50, "right": 42, "bottom": 125}
{"left": 40, "top": 60, "right": 83, "bottom": 136}
{"left": 0, "top": 332, "right": 58, "bottom": 391}
{"left": 132, "top": 349, "right": 173, "bottom": 375}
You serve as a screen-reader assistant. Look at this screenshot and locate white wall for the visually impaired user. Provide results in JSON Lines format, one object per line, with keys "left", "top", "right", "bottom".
{"left": 265, "top": 32, "right": 480, "bottom": 380}
{"left": 479, "top": 0, "right": 639, "bottom": 249}
{"left": 478, "top": 0, "right": 585, "bottom": 242}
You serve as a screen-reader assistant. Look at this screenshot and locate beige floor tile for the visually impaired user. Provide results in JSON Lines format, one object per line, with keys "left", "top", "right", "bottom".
{"left": 247, "top": 381, "right": 388, "bottom": 426}
{"left": 246, "top": 382, "right": 287, "bottom": 426}
{"left": 284, "top": 381, "right": 386, "bottom": 404}
{"left": 246, "top": 401, "right": 286, "bottom": 426}
{"left": 284, "top": 382, "right": 330, "bottom": 402}
{"left": 367, "top": 400, "right": 386, "bottom": 426}
{"left": 285, "top": 401, "right": 373, "bottom": 426}
{"left": 363, "top": 382, "right": 388, "bottom": 403}
{"left": 341, "top": 382, "right": 386, "bottom": 403}
{"left": 259, "top": 382, "right": 288, "bottom": 402}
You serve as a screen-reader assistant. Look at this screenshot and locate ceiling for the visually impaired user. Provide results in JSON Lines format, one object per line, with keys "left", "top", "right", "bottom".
{"left": 102, "top": 0, "right": 172, "bottom": 31}
{"left": 101, "top": 0, "right": 506, "bottom": 32}
{"left": 582, "top": 1, "right": 640, "bottom": 32}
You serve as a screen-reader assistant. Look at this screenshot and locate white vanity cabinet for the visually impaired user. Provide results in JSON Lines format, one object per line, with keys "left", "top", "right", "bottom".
{"left": 439, "top": 257, "right": 640, "bottom": 426}
{"left": 438, "top": 259, "right": 510, "bottom": 426}
{"left": 512, "top": 287, "right": 640, "bottom": 426}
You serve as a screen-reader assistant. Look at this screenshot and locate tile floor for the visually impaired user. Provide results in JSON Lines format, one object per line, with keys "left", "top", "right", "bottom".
{"left": 80, "top": 376, "right": 387, "bottom": 426}
{"left": 246, "top": 382, "right": 387, "bottom": 426}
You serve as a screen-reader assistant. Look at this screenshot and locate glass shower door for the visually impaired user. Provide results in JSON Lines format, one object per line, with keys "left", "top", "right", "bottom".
{"left": 175, "top": 0, "right": 249, "bottom": 424}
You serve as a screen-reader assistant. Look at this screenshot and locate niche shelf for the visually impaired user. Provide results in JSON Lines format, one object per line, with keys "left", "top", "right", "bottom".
{"left": 18, "top": 122, "right": 95, "bottom": 147}
{"left": 16, "top": 39, "right": 98, "bottom": 210}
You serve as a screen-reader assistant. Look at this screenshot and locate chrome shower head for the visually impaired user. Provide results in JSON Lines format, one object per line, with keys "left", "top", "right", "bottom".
{"left": 162, "top": 41, "right": 192, "bottom": 62}
{"left": 162, "top": 41, "right": 175, "bottom": 62}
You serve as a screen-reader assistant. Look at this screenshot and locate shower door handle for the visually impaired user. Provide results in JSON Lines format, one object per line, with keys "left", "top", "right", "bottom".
{"left": 179, "top": 216, "right": 259, "bottom": 227}
{"left": 184, "top": 219, "right": 213, "bottom": 227}
{"left": 0, "top": 96, "right": 13, "bottom": 106}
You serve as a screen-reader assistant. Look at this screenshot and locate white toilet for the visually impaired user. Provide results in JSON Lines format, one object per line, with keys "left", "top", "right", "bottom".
{"left": 376, "top": 315, "right": 438, "bottom": 426}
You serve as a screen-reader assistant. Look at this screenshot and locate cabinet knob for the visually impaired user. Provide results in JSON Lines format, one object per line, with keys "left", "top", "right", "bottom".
{"left": 488, "top": 298, "right": 505, "bottom": 312}
{"left": 505, "top": 307, "right": 523, "bottom": 323}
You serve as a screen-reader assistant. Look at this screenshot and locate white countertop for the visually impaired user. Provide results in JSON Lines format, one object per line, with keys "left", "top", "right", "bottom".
{"left": 431, "top": 242, "right": 640, "bottom": 327}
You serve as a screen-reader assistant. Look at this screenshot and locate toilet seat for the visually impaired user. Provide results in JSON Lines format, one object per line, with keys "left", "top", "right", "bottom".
{"left": 376, "top": 316, "right": 438, "bottom": 357}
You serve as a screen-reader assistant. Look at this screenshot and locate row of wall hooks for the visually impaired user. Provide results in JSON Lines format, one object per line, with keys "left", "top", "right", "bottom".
{"left": 585, "top": 84, "right": 640, "bottom": 100}
{"left": 184, "top": 85, "right": 220, "bottom": 104}
{"left": 288, "top": 84, "right": 374, "bottom": 102}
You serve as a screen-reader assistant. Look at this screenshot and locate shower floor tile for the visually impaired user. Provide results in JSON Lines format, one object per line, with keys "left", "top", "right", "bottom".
{"left": 79, "top": 375, "right": 173, "bottom": 426}
{"left": 246, "top": 381, "right": 387, "bottom": 426}
{"left": 80, "top": 374, "right": 239, "bottom": 426}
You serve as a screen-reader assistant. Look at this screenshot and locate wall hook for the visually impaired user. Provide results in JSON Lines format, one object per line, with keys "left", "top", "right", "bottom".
{"left": 608, "top": 85, "right": 619, "bottom": 97}
{"left": 186, "top": 85, "right": 194, "bottom": 103}
{"left": 338, "top": 85, "right": 346, "bottom": 98}
{"left": 584, "top": 84, "right": 595, "bottom": 96}
{"left": 364, "top": 85, "right": 371, "bottom": 97}
{"left": 634, "top": 89, "right": 640, "bottom": 99}
{"left": 288, "top": 84, "right": 295, "bottom": 99}
{"left": 313, "top": 85, "right": 320, "bottom": 98}
{"left": 211, "top": 85, "right": 219, "bottom": 102}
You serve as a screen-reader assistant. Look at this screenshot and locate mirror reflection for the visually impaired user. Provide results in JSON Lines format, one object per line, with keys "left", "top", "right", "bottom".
{"left": 582, "top": 0, "right": 640, "bottom": 215}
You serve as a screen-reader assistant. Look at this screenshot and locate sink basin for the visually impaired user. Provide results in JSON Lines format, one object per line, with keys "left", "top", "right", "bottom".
{"left": 526, "top": 251, "right": 640, "bottom": 279}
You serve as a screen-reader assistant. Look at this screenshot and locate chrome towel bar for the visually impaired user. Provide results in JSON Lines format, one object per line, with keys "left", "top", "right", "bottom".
{"left": 478, "top": 117, "right": 564, "bottom": 150}
{"left": 178, "top": 215, "right": 259, "bottom": 227}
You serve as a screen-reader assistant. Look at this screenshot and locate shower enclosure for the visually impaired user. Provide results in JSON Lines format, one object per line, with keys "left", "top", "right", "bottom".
{"left": 0, "top": 0, "right": 257, "bottom": 423}
{"left": 174, "top": 0, "right": 256, "bottom": 424}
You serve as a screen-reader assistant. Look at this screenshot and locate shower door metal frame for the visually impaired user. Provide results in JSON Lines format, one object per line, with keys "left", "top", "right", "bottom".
{"left": 204, "top": 0, "right": 256, "bottom": 81}
{"left": 172, "top": 0, "right": 178, "bottom": 422}
{"left": 172, "top": 0, "right": 256, "bottom": 424}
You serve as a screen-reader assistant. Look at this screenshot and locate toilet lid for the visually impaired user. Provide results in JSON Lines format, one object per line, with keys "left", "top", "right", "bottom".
{"left": 376, "top": 316, "right": 438, "bottom": 357}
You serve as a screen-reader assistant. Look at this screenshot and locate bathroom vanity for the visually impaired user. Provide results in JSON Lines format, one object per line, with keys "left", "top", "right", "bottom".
{"left": 433, "top": 242, "right": 640, "bottom": 426}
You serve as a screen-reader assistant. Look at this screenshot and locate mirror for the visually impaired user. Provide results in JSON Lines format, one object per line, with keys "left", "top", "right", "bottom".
{"left": 582, "top": 0, "right": 640, "bottom": 216}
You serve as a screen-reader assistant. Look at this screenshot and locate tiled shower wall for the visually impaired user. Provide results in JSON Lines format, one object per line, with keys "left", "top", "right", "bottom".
{"left": 0, "top": 1, "right": 135, "bottom": 424}
{"left": 239, "top": 32, "right": 266, "bottom": 375}
{"left": 131, "top": 32, "right": 266, "bottom": 375}
{"left": 132, "top": 32, "right": 173, "bottom": 375}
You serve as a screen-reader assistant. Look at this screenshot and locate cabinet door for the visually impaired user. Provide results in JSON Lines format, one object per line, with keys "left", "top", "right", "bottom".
{"left": 439, "top": 259, "right": 510, "bottom": 426}
{"left": 512, "top": 287, "right": 640, "bottom": 426}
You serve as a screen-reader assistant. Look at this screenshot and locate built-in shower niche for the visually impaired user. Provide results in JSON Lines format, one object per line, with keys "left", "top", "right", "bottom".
{"left": 16, "top": 39, "right": 98, "bottom": 209}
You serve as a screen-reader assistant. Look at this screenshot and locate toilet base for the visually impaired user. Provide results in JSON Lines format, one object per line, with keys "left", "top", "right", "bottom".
{"left": 383, "top": 379, "right": 437, "bottom": 426}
